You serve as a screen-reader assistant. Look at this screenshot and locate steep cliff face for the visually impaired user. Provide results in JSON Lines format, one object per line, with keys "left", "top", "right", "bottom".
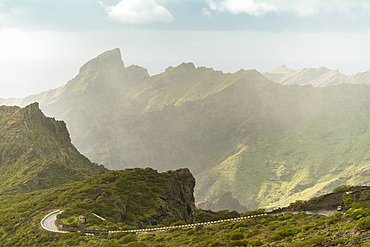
{"left": 138, "top": 168, "right": 196, "bottom": 227}
{"left": 0, "top": 103, "right": 107, "bottom": 194}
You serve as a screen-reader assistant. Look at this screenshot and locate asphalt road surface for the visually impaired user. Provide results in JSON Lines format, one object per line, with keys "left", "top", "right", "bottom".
{"left": 304, "top": 209, "right": 337, "bottom": 216}
{"left": 42, "top": 210, "right": 64, "bottom": 232}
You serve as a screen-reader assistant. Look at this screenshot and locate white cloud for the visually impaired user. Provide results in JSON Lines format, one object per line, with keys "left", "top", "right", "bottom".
{"left": 202, "top": 7, "right": 212, "bottom": 17}
{"left": 102, "top": 0, "right": 175, "bottom": 24}
{"left": 207, "top": 0, "right": 276, "bottom": 16}
{"left": 205, "top": 0, "right": 370, "bottom": 17}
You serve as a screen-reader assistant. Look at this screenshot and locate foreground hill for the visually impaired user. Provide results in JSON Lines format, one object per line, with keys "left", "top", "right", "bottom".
{"left": 56, "top": 168, "right": 197, "bottom": 230}
{"left": 0, "top": 103, "right": 107, "bottom": 193}
{"left": 0, "top": 49, "right": 369, "bottom": 210}
{"left": 0, "top": 167, "right": 197, "bottom": 245}
{"left": 1, "top": 184, "right": 369, "bottom": 246}
{"left": 264, "top": 65, "right": 370, "bottom": 87}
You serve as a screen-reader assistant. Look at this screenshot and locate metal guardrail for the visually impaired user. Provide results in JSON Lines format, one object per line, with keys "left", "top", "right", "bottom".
{"left": 92, "top": 213, "right": 106, "bottom": 221}
{"left": 108, "top": 214, "right": 268, "bottom": 234}
{"left": 40, "top": 210, "right": 267, "bottom": 235}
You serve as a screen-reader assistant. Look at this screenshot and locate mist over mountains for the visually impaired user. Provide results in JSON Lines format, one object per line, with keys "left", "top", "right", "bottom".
{"left": 1, "top": 48, "right": 369, "bottom": 211}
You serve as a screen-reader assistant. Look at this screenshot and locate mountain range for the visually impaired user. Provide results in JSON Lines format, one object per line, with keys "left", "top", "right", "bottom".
{"left": 264, "top": 65, "right": 370, "bottom": 87}
{"left": 1, "top": 48, "right": 369, "bottom": 211}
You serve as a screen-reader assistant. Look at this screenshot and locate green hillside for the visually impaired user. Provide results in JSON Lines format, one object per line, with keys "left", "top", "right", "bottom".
{"left": 56, "top": 168, "right": 196, "bottom": 230}
{"left": 0, "top": 48, "right": 369, "bottom": 210}
{"left": 0, "top": 167, "right": 198, "bottom": 246}
{"left": 0, "top": 103, "right": 107, "bottom": 193}
{"left": 1, "top": 184, "right": 369, "bottom": 246}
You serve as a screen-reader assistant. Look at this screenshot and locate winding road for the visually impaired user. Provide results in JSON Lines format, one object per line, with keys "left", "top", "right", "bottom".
{"left": 40, "top": 209, "right": 338, "bottom": 235}
{"left": 41, "top": 209, "right": 268, "bottom": 234}
{"left": 40, "top": 209, "right": 68, "bottom": 233}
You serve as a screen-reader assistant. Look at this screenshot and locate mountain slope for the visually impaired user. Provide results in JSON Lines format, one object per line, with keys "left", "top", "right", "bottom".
{"left": 264, "top": 65, "right": 370, "bottom": 87}
{"left": 0, "top": 102, "right": 107, "bottom": 193}
{"left": 0, "top": 49, "right": 369, "bottom": 210}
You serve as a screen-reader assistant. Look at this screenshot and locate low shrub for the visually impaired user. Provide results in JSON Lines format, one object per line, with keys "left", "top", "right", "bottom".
{"left": 249, "top": 240, "right": 264, "bottom": 246}
{"left": 186, "top": 229, "right": 195, "bottom": 236}
{"left": 335, "top": 238, "right": 345, "bottom": 245}
{"left": 100, "top": 240, "right": 121, "bottom": 247}
{"left": 269, "top": 223, "right": 280, "bottom": 231}
{"left": 288, "top": 236, "right": 327, "bottom": 247}
{"left": 308, "top": 196, "right": 322, "bottom": 203}
{"left": 347, "top": 208, "right": 367, "bottom": 220}
{"left": 209, "top": 241, "right": 223, "bottom": 247}
{"left": 290, "top": 200, "right": 305, "bottom": 209}
{"left": 301, "top": 222, "right": 315, "bottom": 231}
{"left": 227, "top": 240, "right": 249, "bottom": 247}
{"left": 241, "top": 209, "right": 265, "bottom": 217}
{"left": 229, "top": 232, "right": 244, "bottom": 240}
{"left": 171, "top": 220, "right": 187, "bottom": 226}
{"left": 358, "top": 217, "right": 370, "bottom": 230}
{"left": 333, "top": 185, "right": 353, "bottom": 193}
{"left": 343, "top": 194, "right": 357, "bottom": 208}
{"left": 120, "top": 234, "right": 137, "bottom": 244}
{"left": 272, "top": 227, "right": 301, "bottom": 241}
{"left": 126, "top": 241, "right": 149, "bottom": 247}
{"left": 325, "top": 215, "right": 340, "bottom": 225}
{"left": 342, "top": 223, "right": 355, "bottom": 230}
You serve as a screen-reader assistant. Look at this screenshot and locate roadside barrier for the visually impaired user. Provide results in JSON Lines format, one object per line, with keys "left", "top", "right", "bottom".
{"left": 92, "top": 213, "right": 106, "bottom": 221}
{"left": 108, "top": 213, "right": 268, "bottom": 234}
{"left": 41, "top": 210, "right": 268, "bottom": 235}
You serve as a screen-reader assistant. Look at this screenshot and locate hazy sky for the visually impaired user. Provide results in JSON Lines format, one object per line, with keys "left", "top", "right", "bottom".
{"left": 1, "top": 0, "right": 370, "bottom": 98}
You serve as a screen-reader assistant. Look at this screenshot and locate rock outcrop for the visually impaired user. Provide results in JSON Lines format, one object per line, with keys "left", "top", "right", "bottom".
{"left": 138, "top": 168, "right": 196, "bottom": 227}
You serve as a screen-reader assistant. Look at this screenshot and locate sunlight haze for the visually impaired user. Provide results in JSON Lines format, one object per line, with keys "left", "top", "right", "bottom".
{"left": 1, "top": 0, "right": 370, "bottom": 98}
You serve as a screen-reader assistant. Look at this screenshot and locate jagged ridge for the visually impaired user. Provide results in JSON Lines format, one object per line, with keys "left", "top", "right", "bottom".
{"left": 0, "top": 49, "right": 369, "bottom": 211}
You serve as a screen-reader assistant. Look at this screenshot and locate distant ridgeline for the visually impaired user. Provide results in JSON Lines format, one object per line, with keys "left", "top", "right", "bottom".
{"left": 0, "top": 48, "right": 369, "bottom": 211}
{"left": 264, "top": 64, "right": 370, "bottom": 87}
{"left": 0, "top": 103, "right": 107, "bottom": 193}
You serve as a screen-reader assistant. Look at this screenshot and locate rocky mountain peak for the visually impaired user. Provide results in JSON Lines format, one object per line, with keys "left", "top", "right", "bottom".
{"left": 178, "top": 62, "right": 196, "bottom": 69}
{"left": 22, "top": 102, "right": 71, "bottom": 144}
{"left": 165, "top": 62, "right": 196, "bottom": 74}
{"left": 267, "top": 64, "right": 293, "bottom": 74}
{"left": 79, "top": 48, "right": 125, "bottom": 74}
